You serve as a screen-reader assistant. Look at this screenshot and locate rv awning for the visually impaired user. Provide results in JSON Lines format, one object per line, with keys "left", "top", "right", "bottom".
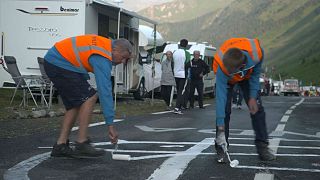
{"left": 92, "top": 0, "right": 158, "bottom": 25}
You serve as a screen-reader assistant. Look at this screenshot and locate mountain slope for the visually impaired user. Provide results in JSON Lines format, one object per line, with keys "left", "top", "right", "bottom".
{"left": 139, "top": 0, "right": 320, "bottom": 84}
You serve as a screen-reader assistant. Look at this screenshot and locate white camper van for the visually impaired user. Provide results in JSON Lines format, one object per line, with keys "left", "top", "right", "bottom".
{"left": 0, "top": 0, "right": 158, "bottom": 97}
{"left": 161, "top": 42, "right": 216, "bottom": 97}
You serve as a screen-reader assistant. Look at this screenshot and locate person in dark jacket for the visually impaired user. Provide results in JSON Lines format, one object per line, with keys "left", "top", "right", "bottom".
{"left": 185, "top": 50, "right": 209, "bottom": 109}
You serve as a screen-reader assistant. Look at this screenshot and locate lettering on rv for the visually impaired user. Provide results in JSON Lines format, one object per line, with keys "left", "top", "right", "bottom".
{"left": 60, "top": 6, "right": 79, "bottom": 12}
{"left": 28, "top": 27, "right": 60, "bottom": 37}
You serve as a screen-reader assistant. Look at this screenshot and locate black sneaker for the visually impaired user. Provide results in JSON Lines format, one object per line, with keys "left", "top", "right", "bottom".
{"left": 215, "top": 140, "right": 227, "bottom": 163}
{"left": 73, "top": 139, "right": 106, "bottom": 158}
{"left": 51, "top": 140, "right": 74, "bottom": 158}
{"left": 255, "top": 141, "right": 276, "bottom": 161}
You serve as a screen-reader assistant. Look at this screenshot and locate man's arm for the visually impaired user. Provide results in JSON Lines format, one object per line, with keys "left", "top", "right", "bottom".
{"left": 89, "top": 55, "right": 114, "bottom": 125}
{"left": 215, "top": 67, "right": 229, "bottom": 126}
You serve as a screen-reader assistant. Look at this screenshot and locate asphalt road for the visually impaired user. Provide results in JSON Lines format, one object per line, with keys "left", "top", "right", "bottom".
{"left": 1, "top": 96, "right": 320, "bottom": 180}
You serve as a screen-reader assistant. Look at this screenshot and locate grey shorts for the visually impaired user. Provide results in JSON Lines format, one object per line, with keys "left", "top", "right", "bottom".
{"left": 44, "top": 61, "right": 96, "bottom": 110}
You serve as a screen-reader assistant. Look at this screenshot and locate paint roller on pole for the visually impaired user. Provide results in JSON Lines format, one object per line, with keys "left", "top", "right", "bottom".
{"left": 112, "top": 144, "right": 131, "bottom": 161}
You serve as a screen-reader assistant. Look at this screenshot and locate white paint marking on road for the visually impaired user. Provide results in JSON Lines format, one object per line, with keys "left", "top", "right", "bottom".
{"left": 284, "top": 131, "right": 320, "bottom": 138}
{"left": 290, "top": 105, "right": 296, "bottom": 109}
{"left": 151, "top": 104, "right": 211, "bottom": 115}
{"left": 280, "top": 115, "right": 289, "bottom": 123}
{"left": 240, "top": 130, "right": 254, "bottom": 136}
{"left": 254, "top": 173, "right": 274, "bottom": 180}
{"left": 3, "top": 152, "right": 50, "bottom": 180}
{"left": 285, "top": 110, "right": 293, "bottom": 115}
{"left": 135, "top": 125, "right": 196, "bottom": 132}
{"left": 235, "top": 165, "right": 320, "bottom": 173}
{"left": 160, "top": 145, "right": 185, "bottom": 148}
{"left": 71, "top": 119, "right": 124, "bottom": 131}
{"left": 147, "top": 138, "right": 213, "bottom": 180}
{"left": 316, "top": 132, "right": 320, "bottom": 137}
{"left": 275, "top": 124, "right": 286, "bottom": 132}
{"left": 259, "top": 98, "right": 305, "bottom": 179}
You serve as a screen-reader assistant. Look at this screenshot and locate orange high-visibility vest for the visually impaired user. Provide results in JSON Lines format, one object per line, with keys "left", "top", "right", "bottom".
{"left": 213, "top": 38, "right": 263, "bottom": 84}
{"left": 55, "top": 35, "right": 112, "bottom": 72}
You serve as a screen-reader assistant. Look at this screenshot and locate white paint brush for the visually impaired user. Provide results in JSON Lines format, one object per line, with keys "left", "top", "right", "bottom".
{"left": 112, "top": 144, "right": 131, "bottom": 161}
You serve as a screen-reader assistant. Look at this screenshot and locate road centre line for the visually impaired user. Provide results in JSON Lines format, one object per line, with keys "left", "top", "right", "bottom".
{"left": 262, "top": 98, "right": 307, "bottom": 180}
{"left": 285, "top": 109, "right": 292, "bottom": 115}
{"left": 280, "top": 115, "right": 289, "bottom": 122}
{"left": 146, "top": 138, "right": 213, "bottom": 180}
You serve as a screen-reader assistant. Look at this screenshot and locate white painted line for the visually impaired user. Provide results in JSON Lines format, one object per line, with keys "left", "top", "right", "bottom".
{"left": 284, "top": 131, "right": 320, "bottom": 138}
{"left": 295, "top": 98, "right": 305, "bottom": 106}
{"left": 290, "top": 105, "right": 296, "bottom": 109}
{"left": 151, "top": 104, "right": 211, "bottom": 115}
{"left": 269, "top": 138, "right": 281, "bottom": 153}
{"left": 254, "top": 173, "right": 274, "bottom": 180}
{"left": 240, "top": 130, "right": 254, "bottom": 136}
{"left": 3, "top": 152, "right": 50, "bottom": 180}
{"left": 285, "top": 110, "right": 292, "bottom": 115}
{"left": 147, "top": 138, "right": 213, "bottom": 180}
{"left": 280, "top": 115, "right": 289, "bottom": 122}
{"left": 71, "top": 119, "right": 124, "bottom": 131}
{"left": 235, "top": 165, "right": 320, "bottom": 173}
{"left": 152, "top": 110, "right": 173, "bottom": 115}
{"left": 275, "top": 124, "right": 286, "bottom": 131}
{"left": 135, "top": 125, "right": 196, "bottom": 132}
{"left": 160, "top": 145, "right": 185, "bottom": 148}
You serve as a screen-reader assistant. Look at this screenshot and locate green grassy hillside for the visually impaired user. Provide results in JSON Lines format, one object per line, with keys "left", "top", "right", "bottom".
{"left": 139, "top": 0, "right": 320, "bottom": 85}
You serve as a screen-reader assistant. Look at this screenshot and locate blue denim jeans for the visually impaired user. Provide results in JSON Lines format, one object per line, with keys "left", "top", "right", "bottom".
{"left": 216, "top": 80, "right": 269, "bottom": 145}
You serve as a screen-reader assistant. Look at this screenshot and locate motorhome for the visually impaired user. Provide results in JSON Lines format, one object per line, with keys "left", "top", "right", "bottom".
{"left": 161, "top": 42, "right": 216, "bottom": 97}
{"left": 0, "top": 0, "right": 159, "bottom": 98}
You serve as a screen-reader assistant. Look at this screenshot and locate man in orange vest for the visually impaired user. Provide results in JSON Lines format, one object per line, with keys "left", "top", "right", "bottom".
{"left": 213, "top": 38, "right": 275, "bottom": 162}
{"left": 44, "top": 35, "right": 132, "bottom": 158}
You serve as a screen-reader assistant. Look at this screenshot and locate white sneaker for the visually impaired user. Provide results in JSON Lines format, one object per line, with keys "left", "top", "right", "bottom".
{"left": 237, "top": 105, "right": 242, "bottom": 109}
{"left": 173, "top": 108, "right": 183, "bottom": 115}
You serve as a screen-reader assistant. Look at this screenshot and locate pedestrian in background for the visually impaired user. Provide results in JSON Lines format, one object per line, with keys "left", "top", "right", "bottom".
{"left": 213, "top": 38, "right": 275, "bottom": 163}
{"left": 173, "top": 39, "right": 191, "bottom": 114}
{"left": 44, "top": 35, "right": 132, "bottom": 158}
{"left": 160, "top": 51, "right": 176, "bottom": 110}
{"left": 185, "top": 50, "right": 209, "bottom": 109}
{"left": 232, "top": 84, "right": 243, "bottom": 109}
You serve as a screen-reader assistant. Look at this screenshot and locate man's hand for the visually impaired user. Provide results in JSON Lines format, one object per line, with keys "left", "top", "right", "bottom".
{"left": 108, "top": 125, "right": 118, "bottom": 144}
{"left": 248, "top": 98, "right": 258, "bottom": 115}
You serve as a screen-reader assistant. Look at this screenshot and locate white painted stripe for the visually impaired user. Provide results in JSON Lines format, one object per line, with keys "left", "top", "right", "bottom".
{"left": 290, "top": 105, "right": 296, "bottom": 109}
{"left": 295, "top": 98, "right": 305, "bottom": 106}
{"left": 147, "top": 138, "right": 213, "bottom": 180}
{"left": 152, "top": 110, "right": 173, "bottom": 115}
{"left": 240, "top": 130, "right": 254, "bottom": 135}
{"left": 235, "top": 165, "right": 320, "bottom": 173}
{"left": 71, "top": 119, "right": 124, "bottom": 131}
{"left": 151, "top": 104, "right": 211, "bottom": 115}
{"left": 254, "top": 173, "right": 274, "bottom": 180}
{"left": 275, "top": 124, "right": 286, "bottom": 131}
{"left": 3, "top": 152, "right": 50, "bottom": 180}
{"left": 160, "top": 145, "right": 185, "bottom": 148}
{"left": 269, "top": 138, "right": 281, "bottom": 153}
{"left": 285, "top": 110, "right": 293, "bottom": 115}
{"left": 280, "top": 115, "right": 289, "bottom": 122}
